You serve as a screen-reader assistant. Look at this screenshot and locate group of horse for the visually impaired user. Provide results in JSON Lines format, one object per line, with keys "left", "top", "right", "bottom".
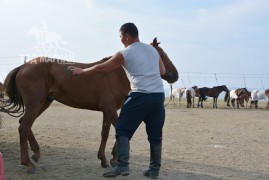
{"left": 169, "top": 85, "right": 269, "bottom": 109}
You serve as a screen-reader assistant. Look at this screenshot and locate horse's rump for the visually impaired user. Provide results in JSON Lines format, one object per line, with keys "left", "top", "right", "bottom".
{"left": 186, "top": 90, "right": 192, "bottom": 104}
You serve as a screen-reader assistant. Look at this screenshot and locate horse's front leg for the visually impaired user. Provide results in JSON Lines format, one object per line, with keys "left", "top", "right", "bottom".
{"left": 214, "top": 98, "right": 218, "bottom": 108}
{"left": 266, "top": 102, "right": 269, "bottom": 109}
{"left": 98, "top": 108, "right": 119, "bottom": 168}
{"left": 231, "top": 99, "right": 235, "bottom": 108}
{"left": 98, "top": 110, "right": 113, "bottom": 168}
{"left": 109, "top": 110, "right": 119, "bottom": 167}
{"left": 192, "top": 97, "right": 194, "bottom": 108}
{"left": 236, "top": 99, "right": 240, "bottom": 109}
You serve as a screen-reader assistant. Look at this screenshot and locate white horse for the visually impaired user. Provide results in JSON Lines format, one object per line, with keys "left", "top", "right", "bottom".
{"left": 169, "top": 88, "right": 186, "bottom": 106}
{"left": 250, "top": 89, "right": 269, "bottom": 109}
{"left": 184, "top": 86, "right": 198, "bottom": 108}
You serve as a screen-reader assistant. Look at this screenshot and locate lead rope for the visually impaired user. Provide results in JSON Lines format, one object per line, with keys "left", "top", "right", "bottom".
{"left": 164, "top": 84, "right": 173, "bottom": 108}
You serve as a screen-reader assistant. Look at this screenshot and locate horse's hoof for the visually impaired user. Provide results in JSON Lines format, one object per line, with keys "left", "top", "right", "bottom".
{"left": 32, "top": 154, "right": 39, "bottom": 163}
{"left": 110, "top": 159, "right": 118, "bottom": 168}
{"left": 27, "top": 166, "right": 36, "bottom": 174}
{"left": 101, "top": 160, "right": 110, "bottom": 168}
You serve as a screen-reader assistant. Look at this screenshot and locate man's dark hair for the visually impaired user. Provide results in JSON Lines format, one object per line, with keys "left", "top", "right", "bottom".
{"left": 120, "top": 23, "right": 139, "bottom": 38}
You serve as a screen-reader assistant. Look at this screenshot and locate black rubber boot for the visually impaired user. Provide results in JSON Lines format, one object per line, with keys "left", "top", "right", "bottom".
{"left": 143, "top": 143, "right": 162, "bottom": 179}
{"left": 103, "top": 136, "right": 130, "bottom": 178}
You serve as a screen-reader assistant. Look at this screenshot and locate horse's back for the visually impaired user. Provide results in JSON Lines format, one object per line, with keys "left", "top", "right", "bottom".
{"left": 185, "top": 87, "right": 195, "bottom": 97}
{"left": 171, "top": 88, "right": 179, "bottom": 98}
{"left": 14, "top": 57, "right": 130, "bottom": 110}
{"left": 229, "top": 90, "right": 238, "bottom": 99}
{"left": 251, "top": 89, "right": 268, "bottom": 101}
{"left": 171, "top": 88, "right": 185, "bottom": 98}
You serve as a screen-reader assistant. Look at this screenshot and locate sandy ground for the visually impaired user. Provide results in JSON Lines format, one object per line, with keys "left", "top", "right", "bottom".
{"left": 0, "top": 99, "right": 269, "bottom": 180}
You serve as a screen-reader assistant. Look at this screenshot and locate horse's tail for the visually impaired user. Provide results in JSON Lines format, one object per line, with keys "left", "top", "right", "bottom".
{"left": 186, "top": 90, "right": 192, "bottom": 104}
{"left": 0, "top": 66, "right": 25, "bottom": 117}
{"left": 224, "top": 91, "right": 229, "bottom": 102}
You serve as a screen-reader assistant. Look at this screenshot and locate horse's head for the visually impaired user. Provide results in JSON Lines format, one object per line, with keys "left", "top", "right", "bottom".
{"left": 237, "top": 88, "right": 248, "bottom": 96}
{"left": 192, "top": 86, "right": 199, "bottom": 96}
{"left": 222, "top": 85, "right": 229, "bottom": 93}
{"left": 151, "top": 38, "right": 178, "bottom": 84}
{"left": 192, "top": 85, "right": 198, "bottom": 91}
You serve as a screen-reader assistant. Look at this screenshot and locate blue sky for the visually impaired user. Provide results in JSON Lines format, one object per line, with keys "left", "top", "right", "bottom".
{"left": 0, "top": 0, "right": 269, "bottom": 90}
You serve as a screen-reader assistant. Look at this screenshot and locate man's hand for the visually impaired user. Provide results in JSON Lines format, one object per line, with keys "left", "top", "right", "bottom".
{"left": 67, "top": 66, "right": 84, "bottom": 76}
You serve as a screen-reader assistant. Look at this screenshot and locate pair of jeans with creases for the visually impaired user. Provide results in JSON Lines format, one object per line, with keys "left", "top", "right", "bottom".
{"left": 116, "top": 92, "right": 165, "bottom": 144}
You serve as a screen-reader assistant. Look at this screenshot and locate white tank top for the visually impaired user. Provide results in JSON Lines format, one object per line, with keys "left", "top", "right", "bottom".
{"left": 120, "top": 42, "right": 164, "bottom": 93}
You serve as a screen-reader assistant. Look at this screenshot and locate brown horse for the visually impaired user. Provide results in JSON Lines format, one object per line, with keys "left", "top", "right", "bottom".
{"left": 0, "top": 38, "right": 179, "bottom": 174}
{"left": 224, "top": 88, "right": 249, "bottom": 108}
{"left": 239, "top": 91, "right": 251, "bottom": 107}
{"left": 197, "top": 85, "right": 229, "bottom": 108}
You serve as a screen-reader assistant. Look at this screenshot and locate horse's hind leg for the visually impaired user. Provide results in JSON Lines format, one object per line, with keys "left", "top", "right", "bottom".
{"left": 19, "top": 117, "right": 40, "bottom": 164}
{"left": 28, "top": 100, "right": 53, "bottom": 163}
{"left": 19, "top": 105, "right": 45, "bottom": 174}
{"left": 227, "top": 97, "right": 230, "bottom": 106}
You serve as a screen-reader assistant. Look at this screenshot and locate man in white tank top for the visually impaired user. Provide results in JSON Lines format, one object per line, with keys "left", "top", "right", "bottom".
{"left": 69, "top": 23, "right": 166, "bottom": 179}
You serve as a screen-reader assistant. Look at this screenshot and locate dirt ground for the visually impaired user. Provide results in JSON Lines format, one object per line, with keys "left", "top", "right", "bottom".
{"left": 0, "top": 99, "right": 269, "bottom": 180}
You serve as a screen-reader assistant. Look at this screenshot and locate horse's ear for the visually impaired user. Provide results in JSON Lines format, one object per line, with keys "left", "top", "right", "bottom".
{"left": 151, "top": 37, "right": 161, "bottom": 47}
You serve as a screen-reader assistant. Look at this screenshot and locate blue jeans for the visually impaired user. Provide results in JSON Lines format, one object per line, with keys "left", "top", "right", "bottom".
{"left": 116, "top": 92, "right": 165, "bottom": 144}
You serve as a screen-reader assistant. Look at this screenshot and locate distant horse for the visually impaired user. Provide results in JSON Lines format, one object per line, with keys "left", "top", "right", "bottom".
{"left": 197, "top": 85, "right": 229, "bottom": 108}
{"left": 239, "top": 91, "right": 251, "bottom": 107}
{"left": 0, "top": 38, "right": 179, "bottom": 174}
{"left": 169, "top": 87, "right": 186, "bottom": 106}
{"left": 224, "top": 88, "right": 249, "bottom": 108}
{"left": 250, "top": 89, "right": 269, "bottom": 109}
{"left": 185, "top": 86, "right": 198, "bottom": 108}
